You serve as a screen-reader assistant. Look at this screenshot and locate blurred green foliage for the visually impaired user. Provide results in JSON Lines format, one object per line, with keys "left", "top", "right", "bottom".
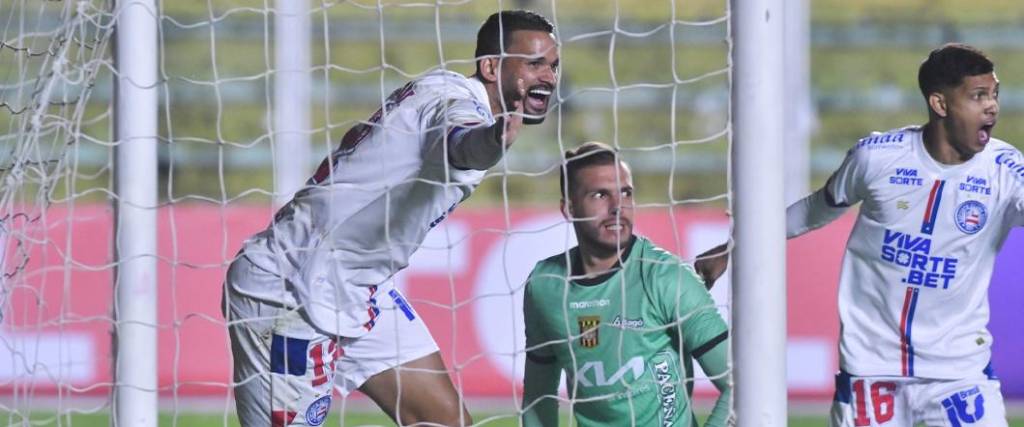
{"left": 5, "top": 0, "right": 1024, "bottom": 209}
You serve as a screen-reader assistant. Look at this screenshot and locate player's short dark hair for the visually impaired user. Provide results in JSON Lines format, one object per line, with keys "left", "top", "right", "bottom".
{"left": 474, "top": 10, "right": 555, "bottom": 76}
{"left": 560, "top": 142, "right": 622, "bottom": 200}
{"left": 918, "top": 43, "right": 994, "bottom": 98}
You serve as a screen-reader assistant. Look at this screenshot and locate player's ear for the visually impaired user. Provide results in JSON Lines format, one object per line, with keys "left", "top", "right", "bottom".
{"left": 928, "top": 92, "right": 948, "bottom": 118}
{"left": 560, "top": 198, "right": 572, "bottom": 220}
{"left": 478, "top": 57, "right": 499, "bottom": 83}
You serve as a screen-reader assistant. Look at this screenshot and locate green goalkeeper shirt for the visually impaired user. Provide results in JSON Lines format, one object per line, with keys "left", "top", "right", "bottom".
{"left": 521, "top": 236, "right": 731, "bottom": 427}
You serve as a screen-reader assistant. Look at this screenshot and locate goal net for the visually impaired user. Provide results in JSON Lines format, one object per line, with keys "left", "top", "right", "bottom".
{"left": 1, "top": 0, "right": 741, "bottom": 425}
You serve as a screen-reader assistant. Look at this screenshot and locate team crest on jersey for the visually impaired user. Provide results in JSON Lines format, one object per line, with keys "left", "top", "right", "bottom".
{"left": 305, "top": 395, "right": 331, "bottom": 426}
{"left": 578, "top": 316, "right": 600, "bottom": 348}
{"left": 954, "top": 200, "right": 988, "bottom": 234}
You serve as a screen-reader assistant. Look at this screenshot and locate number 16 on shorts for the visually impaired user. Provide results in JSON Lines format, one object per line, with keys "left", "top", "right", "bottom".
{"left": 831, "top": 372, "right": 1007, "bottom": 427}
{"left": 832, "top": 372, "right": 902, "bottom": 426}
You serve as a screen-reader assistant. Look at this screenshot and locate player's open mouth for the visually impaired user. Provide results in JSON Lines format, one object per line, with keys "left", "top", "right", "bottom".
{"left": 602, "top": 221, "right": 630, "bottom": 232}
{"left": 979, "top": 122, "right": 995, "bottom": 144}
{"left": 526, "top": 86, "right": 551, "bottom": 111}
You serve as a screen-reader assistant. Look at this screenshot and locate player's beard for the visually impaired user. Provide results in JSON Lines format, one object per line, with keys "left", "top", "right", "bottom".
{"left": 574, "top": 220, "right": 632, "bottom": 259}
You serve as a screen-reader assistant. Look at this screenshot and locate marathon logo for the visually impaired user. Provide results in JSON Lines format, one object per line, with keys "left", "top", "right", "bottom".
{"left": 880, "top": 229, "right": 958, "bottom": 289}
{"left": 569, "top": 299, "right": 610, "bottom": 310}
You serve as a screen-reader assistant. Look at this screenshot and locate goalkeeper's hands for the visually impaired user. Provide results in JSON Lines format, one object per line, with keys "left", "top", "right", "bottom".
{"left": 694, "top": 242, "right": 730, "bottom": 290}
{"left": 493, "top": 78, "right": 526, "bottom": 148}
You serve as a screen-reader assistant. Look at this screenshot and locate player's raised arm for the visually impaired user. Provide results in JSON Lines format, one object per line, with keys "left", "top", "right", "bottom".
{"left": 446, "top": 78, "right": 526, "bottom": 170}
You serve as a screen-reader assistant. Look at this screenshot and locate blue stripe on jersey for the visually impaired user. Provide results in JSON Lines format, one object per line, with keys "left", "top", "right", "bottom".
{"left": 446, "top": 122, "right": 480, "bottom": 142}
{"left": 920, "top": 180, "right": 945, "bottom": 235}
{"left": 389, "top": 289, "right": 416, "bottom": 321}
{"left": 833, "top": 371, "right": 853, "bottom": 404}
{"left": 984, "top": 361, "right": 998, "bottom": 380}
{"left": 905, "top": 288, "right": 920, "bottom": 376}
{"left": 271, "top": 335, "right": 309, "bottom": 376}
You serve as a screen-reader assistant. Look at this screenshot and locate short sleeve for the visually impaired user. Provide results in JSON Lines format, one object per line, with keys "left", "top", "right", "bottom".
{"left": 825, "top": 146, "right": 870, "bottom": 208}
{"left": 651, "top": 255, "right": 728, "bottom": 356}
{"left": 424, "top": 93, "right": 493, "bottom": 142}
{"left": 1007, "top": 179, "right": 1024, "bottom": 228}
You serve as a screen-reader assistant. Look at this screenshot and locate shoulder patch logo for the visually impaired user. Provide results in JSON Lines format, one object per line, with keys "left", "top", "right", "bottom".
{"left": 305, "top": 395, "right": 332, "bottom": 426}
{"left": 996, "top": 151, "right": 1024, "bottom": 183}
{"left": 856, "top": 131, "right": 906, "bottom": 149}
{"left": 578, "top": 316, "right": 601, "bottom": 348}
{"left": 954, "top": 200, "right": 987, "bottom": 235}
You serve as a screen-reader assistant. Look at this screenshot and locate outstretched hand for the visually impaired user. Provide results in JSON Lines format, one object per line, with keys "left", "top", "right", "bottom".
{"left": 694, "top": 243, "right": 730, "bottom": 290}
{"left": 494, "top": 78, "right": 526, "bottom": 148}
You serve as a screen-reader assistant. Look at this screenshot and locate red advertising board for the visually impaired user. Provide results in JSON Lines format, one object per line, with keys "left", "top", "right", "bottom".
{"left": 2, "top": 204, "right": 852, "bottom": 400}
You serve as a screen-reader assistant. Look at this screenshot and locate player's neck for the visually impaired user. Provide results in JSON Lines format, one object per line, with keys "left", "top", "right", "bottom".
{"left": 922, "top": 121, "right": 972, "bottom": 165}
{"left": 576, "top": 239, "right": 632, "bottom": 276}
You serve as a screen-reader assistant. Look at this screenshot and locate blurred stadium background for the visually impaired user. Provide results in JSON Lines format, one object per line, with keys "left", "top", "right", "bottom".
{"left": 2, "top": 0, "right": 1023, "bottom": 425}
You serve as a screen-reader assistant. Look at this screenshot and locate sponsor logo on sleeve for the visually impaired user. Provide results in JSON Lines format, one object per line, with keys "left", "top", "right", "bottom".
{"left": 652, "top": 351, "right": 680, "bottom": 427}
{"left": 856, "top": 131, "right": 905, "bottom": 149}
{"left": 954, "top": 200, "right": 988, "bottom": 235}
{"left": 995, "top": 151, "right": 1024, "bottom": 183}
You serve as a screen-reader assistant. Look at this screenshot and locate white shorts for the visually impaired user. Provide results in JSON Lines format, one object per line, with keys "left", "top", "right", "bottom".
{"left": 830, "top": 371, "right": 1007, "bottom": 427}
{"left": 224, "top": 256, "right": 439, "bottom": 426}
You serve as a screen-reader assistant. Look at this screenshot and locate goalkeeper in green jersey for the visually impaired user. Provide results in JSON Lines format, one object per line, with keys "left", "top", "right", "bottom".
{"left": 521, "top": 142, "right": 732, "bottom": 427}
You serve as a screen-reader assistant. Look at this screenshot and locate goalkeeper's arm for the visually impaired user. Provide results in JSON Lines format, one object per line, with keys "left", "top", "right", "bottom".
{"left": 522, "top": 354, "right": 560, "bottom": 427}
{"left": 695, "top": 337, "right": 733, "bottom": 427}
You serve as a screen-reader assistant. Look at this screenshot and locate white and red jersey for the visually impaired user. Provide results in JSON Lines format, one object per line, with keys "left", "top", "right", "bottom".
{"left": 235, "top": 70, "right": 495, "bottom": 337}
{"left": 821, "top": 126, "right": 1024, "bottom": 378}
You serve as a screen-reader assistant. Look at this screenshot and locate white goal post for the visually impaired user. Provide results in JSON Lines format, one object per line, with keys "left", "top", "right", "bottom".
{"left": 730, "top": 0, "right": 788, "bottom": 425}
{"left": 113, "top": 0, "right": 158, "bottom": 425}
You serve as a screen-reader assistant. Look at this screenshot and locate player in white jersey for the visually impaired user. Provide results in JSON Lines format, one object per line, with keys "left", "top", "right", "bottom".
{"left": 223, "top": 10, "right": 559, "bottom": 426}
{"left": 698, "top": 44, "right": 1012, "bottom": 426}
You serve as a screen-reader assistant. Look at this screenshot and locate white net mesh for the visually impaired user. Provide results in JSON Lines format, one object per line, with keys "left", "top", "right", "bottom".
{"left": 0, "top": 0, "right": 732, "bottom": 424}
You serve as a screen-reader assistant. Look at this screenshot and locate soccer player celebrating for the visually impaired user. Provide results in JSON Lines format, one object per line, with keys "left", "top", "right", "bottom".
{"left": 521, "top": 142, "right": 732, "bottom": 427}
{"left": 222, "top": 10, "right": 558, "bottom": 427}
{"left": 699, "top": 43, "right": 1011, "bottom": 426}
